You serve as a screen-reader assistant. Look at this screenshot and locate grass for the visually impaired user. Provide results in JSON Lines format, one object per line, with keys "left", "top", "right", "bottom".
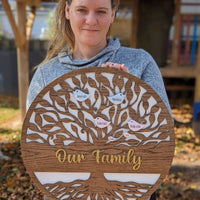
{"left": 0, "top": 107, "right": 20, "bottom": 122}
{"left": 0, "top": 97, "right": 21, "bottom": 143}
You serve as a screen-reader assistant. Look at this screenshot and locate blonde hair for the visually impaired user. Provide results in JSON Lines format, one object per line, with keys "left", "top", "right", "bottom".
{"left": 41, "top": 0, "right": 120, "bottom": 64}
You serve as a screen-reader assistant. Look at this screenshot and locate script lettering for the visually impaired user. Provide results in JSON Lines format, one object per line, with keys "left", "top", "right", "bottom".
{"left": 92, "top": 149, "right": 141, "bottom": 171}
{"left": 56, "top": 149, "right": 86, "bottom": 164}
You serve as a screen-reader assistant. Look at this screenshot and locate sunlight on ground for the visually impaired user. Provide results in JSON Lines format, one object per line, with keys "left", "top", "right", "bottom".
{"left": 0, "top": 107, "right": 20, "bottom": 121}
{"left": 0, "top": 107, "right": 21, "bottom": 143}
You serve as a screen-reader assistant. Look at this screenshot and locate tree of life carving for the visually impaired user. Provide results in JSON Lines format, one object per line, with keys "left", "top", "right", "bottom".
{"left": 21, "top": 67, "right": 174, "bottom": 200}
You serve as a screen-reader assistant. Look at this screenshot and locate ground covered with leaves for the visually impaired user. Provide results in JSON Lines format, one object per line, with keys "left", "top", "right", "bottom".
{"left": 0, "top": 95, "right": 200, "bottom": 199}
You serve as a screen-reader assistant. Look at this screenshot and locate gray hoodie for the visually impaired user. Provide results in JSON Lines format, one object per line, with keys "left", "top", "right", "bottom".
{"left": 27, "top": 38, "right": 171, "bottom": 115}
{"left": 27, "top": 38, "right": 169, "bottom": 200}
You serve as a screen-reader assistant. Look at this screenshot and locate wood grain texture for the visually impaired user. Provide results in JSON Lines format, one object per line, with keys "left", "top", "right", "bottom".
{"left": 21, "top": 67, "right": 175, "bottom": 200}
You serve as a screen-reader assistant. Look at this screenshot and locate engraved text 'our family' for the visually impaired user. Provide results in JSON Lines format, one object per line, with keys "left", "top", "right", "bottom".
{"left": 56, "top": 148, "right": 141, "bottom": 171}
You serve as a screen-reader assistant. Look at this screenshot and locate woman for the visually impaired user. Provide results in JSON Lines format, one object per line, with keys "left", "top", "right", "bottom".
{"left": 27, "top": 0, "right": 171, "bottom": 199}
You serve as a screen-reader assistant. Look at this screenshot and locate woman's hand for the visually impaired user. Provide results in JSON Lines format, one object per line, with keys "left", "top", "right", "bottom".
{"left": 101, "top": 62, "right": 129, "bottom": 73}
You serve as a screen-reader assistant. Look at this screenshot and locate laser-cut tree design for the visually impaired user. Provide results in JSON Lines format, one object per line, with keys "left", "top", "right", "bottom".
{"left": 22, "top": 67, "right": 174, "bottom": 200}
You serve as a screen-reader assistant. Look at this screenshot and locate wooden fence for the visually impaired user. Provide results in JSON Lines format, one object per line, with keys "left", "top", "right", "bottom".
{"left": 0, "top": 39, "right": 48, "bottom": 96}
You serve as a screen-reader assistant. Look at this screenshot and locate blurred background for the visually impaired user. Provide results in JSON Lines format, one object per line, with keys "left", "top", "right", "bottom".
{"left": 0, "top": 0, "right": 200, "bottom": 199}
{"left": 1, "top": 0, "right": 200, "bottom": 106}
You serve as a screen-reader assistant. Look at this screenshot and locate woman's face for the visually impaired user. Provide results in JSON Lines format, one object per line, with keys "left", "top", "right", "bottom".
{"left": 65, "top": 0, "right": 116, "bottom": 49}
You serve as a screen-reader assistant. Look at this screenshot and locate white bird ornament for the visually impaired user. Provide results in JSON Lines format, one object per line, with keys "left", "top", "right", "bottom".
{"left": 94, "top": 117, "right": 110, "bottom": 128}
{"left": 73, "top": 89, "right": 90, "bottom": 101}
{"left": 128, "top": 120, "right": 144, "bottom": 132}
{"left": 108, "top": 93, "right": 125, "bottom": 104}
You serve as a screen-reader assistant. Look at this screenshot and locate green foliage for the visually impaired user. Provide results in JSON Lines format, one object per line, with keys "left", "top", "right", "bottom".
{"left": 43, "top": 10, "right": 55, "bottom": 40}
{"left": 0, "top": 107, "right": 19, "bottom": 121}
{"left": 0, "top": 22, "right": 7, "bottom": 39}
{"left": 0, "top": 107, "right": 21, "bottom": 143}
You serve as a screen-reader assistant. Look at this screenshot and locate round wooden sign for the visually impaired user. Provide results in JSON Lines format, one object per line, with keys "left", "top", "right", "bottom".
{"left": 21, "top": 67, "right": 174, "bottom": 200}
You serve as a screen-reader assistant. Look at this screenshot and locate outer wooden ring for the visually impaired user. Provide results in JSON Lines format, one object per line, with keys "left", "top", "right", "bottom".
{"left": 21, "top": 67, "right": 174, "bottom": 200}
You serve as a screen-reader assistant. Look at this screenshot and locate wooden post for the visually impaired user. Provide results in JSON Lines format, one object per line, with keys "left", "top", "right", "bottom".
{"left": 194, "top": 74, "right": 200, "bottom": 102}
{"left": 16, "top": 1, "right": 29, "bottom": 121}
{"left": 196, "top": 39, "right": 200, "bottom": 71}
{"left": 27, "top": 6, "right": 37, "bottom": 41}
{"left": 194, "top": 38, "right": 200, "bottom": 102}
{"left": 1, "top": 0, "right": 25, "bottom": 47}
{"left": 171, "top": 0, "right": 181, "bottom": 68}
{"left": 2, "top": 0, "right": 39, "bottom": 121}
{"left": 130, "top": 0, "right": 139, "bottom": 48}
{"left": 26, "top": 0, "right": 41, "bottom": 41}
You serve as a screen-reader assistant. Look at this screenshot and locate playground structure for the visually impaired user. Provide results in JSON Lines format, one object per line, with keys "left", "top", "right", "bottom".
{"left": 160, "top": 1, "right": 200, "bottom": 103}
{"left": 117, "top": 0, "right": 200, "bottom": 104}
